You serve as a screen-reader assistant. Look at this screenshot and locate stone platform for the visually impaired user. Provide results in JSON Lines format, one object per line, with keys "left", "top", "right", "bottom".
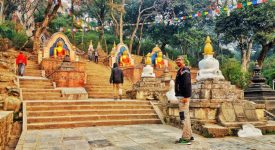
{"left": 16, "top": 124, "right": 275, "bottom": 150}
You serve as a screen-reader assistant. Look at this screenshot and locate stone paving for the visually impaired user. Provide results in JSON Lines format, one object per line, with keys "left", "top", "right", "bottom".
{"left": 16, "top": 124, "right": 275, "bottom": 150}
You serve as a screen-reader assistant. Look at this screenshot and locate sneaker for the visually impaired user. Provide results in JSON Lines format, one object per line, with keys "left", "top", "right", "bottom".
{"left": 175, "top": 138, "right": 191, "bottom": 145}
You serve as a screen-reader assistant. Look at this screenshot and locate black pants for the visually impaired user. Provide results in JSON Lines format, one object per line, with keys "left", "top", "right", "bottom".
{"left": 95, "top": 56, "right": 98, "bottom": 63}
{"left": 18, "top": 63, "right": 25, "bottom": 76}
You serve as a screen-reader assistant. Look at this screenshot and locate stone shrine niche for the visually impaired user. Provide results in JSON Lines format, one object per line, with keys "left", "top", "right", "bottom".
{"left": 112, "top": 43, "right": 134, "bottom": 67}
{"left": 41, "top": 32, "right": 76, "bottom": 62}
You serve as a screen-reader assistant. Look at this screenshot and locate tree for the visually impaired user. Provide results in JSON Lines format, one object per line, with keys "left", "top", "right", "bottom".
{"left": 33, "top": 0, "right": 62, "bottom": 53}
{"left": 82, "top": 0, "right": 109, "bottom": 45}
{"left": 127, "top": 0, "right": 158, "bottom": 53}
{"left": 216, "top": 9, "right": 254, "bottom": 72}
{"left": 216, "top": 2, "right": 275, "bottom": 71}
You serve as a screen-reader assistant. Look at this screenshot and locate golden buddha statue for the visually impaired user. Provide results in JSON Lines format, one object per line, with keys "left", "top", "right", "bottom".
{"left": 152, "top": 44, "right": 161, "bottom": 53}
{"left": 145, "top": 53, "right": 152, "bottom": 65}
{"left": 120, "top": 50, "right": 131, "bottom": 67}
{"left": 203, "top": 36, "right": 214, "bottom": 55}
{"left": 155, "top": 51, "right": 164, "bottom": 68}
{"left": 54, "top": 41, "right": 66, "bottom": 59}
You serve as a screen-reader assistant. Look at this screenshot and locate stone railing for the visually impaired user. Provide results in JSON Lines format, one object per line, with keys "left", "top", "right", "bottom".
{"left": 0, "top": 111, "right": 13, "bottom": 149}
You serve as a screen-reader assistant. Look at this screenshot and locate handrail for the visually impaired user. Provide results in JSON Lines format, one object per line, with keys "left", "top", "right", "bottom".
{"left": 264, "top": 110, "right": 275, "bottom": 120}
{"left": 46, "top": 65, "right": 61, "bottom": 78}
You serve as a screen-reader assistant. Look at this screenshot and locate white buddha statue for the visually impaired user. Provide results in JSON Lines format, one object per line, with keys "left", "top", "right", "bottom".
{"left": 141, "top": 53, "right": 156, "bottom": 78}
{"left": 196, "top": 36, "right": 225, "bottom": 81}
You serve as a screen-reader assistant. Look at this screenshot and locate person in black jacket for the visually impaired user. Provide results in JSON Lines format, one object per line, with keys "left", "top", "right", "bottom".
{"left": 110, "top": 63, "right": 124, "bottom": 100}
{"left": 175, "top": 56, "right": 193, "bottom": 144}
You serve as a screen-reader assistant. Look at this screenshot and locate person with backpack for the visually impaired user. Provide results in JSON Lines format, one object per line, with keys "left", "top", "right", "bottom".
{"left": 109, "top": 63, "right": 124, "bottom": 100}
{"left": 16, "top": 52, "right": 27, "bottom": 76}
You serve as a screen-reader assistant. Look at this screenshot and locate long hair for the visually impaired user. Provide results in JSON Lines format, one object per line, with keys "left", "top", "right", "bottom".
{"left": 113, "top": 62, "right": 118, "bottom": 68}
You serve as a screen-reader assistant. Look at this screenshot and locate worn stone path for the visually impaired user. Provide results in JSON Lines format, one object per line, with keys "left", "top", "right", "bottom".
{"left": 16, "top": 124, "right": 275, "bottom": 150}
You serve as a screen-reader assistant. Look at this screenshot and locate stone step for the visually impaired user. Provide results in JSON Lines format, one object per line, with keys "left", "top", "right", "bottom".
{"left": 27, "top": 119, "right": 162, "bottom": 129}
{"left": 27, "top": 114, "right": 159, "bottom": 123}
{"left": 23, "top": 92, "right": 61, "bottom": 98}
{"left": 23, "top": 96, "right": 65, "bottom": 101}
{"left": 27, "top": 105, "right": 153, "bottom": 111}
{"left": 27, "top": 109, "right": 155, "bottom": 117}
{"left": 20, "top": 79, "right": 51, "bottom": 82}
{"left": 20, "top": 82, "right": 53, "bottom": 86}
{"left": 20, "top": 85, "right": 54, "bottom": 89}
{"left": 26, "top": 101, "right": 150, "bottom": 106}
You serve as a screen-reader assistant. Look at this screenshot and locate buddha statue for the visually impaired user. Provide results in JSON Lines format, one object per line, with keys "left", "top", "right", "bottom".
{"left": 145, "top": 53, "right": 152, "bottom": 65}
{"left": 196, "top": 36, "right": 224, "bottom": 81}
{"left": 120, "top": 50, "right": 131, "bottom": 67}
{"left": 152, "top": 44, "right": 161, "bottom": 53}
{"left": 141, "top": 53, "right": 155, "bottom": 78}
{"left": 54, "top": 41, "right": 66, "bottom": 59}
{"left": 155, "top": 51, "right": 164, "bottom": 68}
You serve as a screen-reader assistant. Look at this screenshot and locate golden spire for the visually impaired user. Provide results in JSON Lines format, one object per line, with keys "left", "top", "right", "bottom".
{"left": 203, "top": 36, "right": 214, "bottom": 55}
{"left": 113, "top": 41, "right": 116, "bottom": 48}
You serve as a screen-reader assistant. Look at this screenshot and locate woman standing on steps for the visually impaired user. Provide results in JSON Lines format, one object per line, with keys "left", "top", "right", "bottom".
{"left": 109, "top": 63, "right": 124, "bottom": 100}
{"left": 16, "top": 52, "right": 27, "bottom": 76}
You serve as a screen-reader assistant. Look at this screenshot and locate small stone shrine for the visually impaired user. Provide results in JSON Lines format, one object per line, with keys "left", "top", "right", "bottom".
{"left": 127, "top": 54, "right": 166, "bottom": 100}
{"left": 245, "top": 63, "right": 275, "bottom": 114}
{"left": 39, "top": 32, "right": 86, "bottom": 87}
{"left": 110, "top": 43, "right": 134, "bottom": 67}
{"left": 163, "top": 36, "right": 273, "bottom": 137}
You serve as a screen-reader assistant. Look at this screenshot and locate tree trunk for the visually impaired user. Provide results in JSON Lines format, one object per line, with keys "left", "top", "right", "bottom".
{"left": 119, "top": 0, "right": 124, "bottom": 44}
{"left": 32, "top": 0, "right": 61, "bottom": 53}
{"left": 161, "top": 42, "right": 166, "bottom": 54}
{"left": 257, "top": 42, "right": 273, "bottom": 67}
{"left": 240, "top": 37, "right": 253, "bottom": 72}
{"left": 110, "top": 0, "right": 119, "bottom": 37}
{"left": 137, "top": 18, "right": 147, "bottom": 55}
{"left": 0, "top": 1, "right": 4, "bottom": 24}
{"left": 129, "top": 16, "right": 140, "bottom": 54}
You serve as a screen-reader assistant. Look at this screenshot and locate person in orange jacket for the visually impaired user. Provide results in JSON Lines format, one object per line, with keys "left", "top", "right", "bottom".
{"left": 16, "top": 52, "right": 27, "bottom": 76}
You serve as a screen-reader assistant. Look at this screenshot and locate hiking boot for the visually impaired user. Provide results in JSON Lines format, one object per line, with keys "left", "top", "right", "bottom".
{"left": 119, "top": 95, "right": 122, "bottom": 100}
{"left": 190, "top": 137, "right": 194, "bottom": 141}
{"left": 175, "top": 138, "right": 191, "bottom": 145}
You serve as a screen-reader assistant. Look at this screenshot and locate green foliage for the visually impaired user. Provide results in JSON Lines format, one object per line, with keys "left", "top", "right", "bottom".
{"left": 262, "top": 54, "right": 275, "bottom": 87}
{"left": 11, "top": 31, "right": 28, "bottom": 49}
{"left": 221, "top": 58, "right": 250, "bottom": 89}
{"left": 0, "top": 21, "right": 28, "bottom": 49}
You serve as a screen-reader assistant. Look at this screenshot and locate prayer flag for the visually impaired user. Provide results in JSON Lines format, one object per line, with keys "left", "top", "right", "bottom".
{"left": 197, "top": 12, "right": 202, "bottom": 17}
{"left": 247, "top": 1, "right": 252, "bottom": 5}
{"left": 237, "top": 3, "right": 243, "bottom": 8}
{"left": 242, "top": 2, "right": 247, "bottom": 7}
{"left": 216, "top": 9, "right": 220, "bottom": 14}
{"left": 252, "top": 0, "right": 258, "bottom": 5}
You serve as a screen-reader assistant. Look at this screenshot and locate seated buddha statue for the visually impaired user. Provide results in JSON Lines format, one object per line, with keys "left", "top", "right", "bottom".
{"left": 54, "top": 41, "right": 66, "bottom": 59}
{"left": 155, "top": 52, "right": 164, "bottom": 68}
{"left": 120, "top": 50, "right": 131, "bottom": 67}
{"left": 141, "top": 53, "right": 155, "bottom": 78}
{"left": 145, "top": 53, "right": 152, "bottom": 65}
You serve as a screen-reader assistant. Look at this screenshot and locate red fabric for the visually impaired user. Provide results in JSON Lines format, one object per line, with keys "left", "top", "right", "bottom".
{"left": 16, "top": 53, "right": 27, "bottom": 65}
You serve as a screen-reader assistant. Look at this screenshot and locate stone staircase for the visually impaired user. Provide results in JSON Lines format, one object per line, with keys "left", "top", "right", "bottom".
{"left": 24, "top": 100, "right": 162, "bottom": 130}
{"left": 24, "top": 60, "right": 42, "bottom": 77}
{"left": 85, "top": 62, "right": 133, "bottom": 99}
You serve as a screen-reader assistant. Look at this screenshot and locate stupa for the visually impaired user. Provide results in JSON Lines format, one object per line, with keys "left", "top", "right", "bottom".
{"left": 141, "top": 53, "right": 155, "bottom": 78}
{"left": 164, "top": 36, "right": 272, "bottom": 138}
{"left": 245, "top": 63, "right": 275, "bottom": 113}
{"left": 196, "top": 36, "right": 224, "bottom": 81}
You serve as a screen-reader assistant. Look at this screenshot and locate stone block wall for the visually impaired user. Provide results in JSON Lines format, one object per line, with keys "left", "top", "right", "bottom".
{"left": 0, "top": 111, "right": 13, "bottom": 149}
{"left": 51, "top": 71, "right": 86, "bottom": 87}
{"left": 41, "top": 58, "right": 85, "bottom": 77}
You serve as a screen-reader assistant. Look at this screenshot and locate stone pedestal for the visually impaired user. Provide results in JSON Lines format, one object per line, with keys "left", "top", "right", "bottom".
{"left": 141, "top": 65, "right": 155, "bottom": 78}
{"left": 41, "top": 59, "right": 86, "bottom": 87}
{"left": 127, "top": 78, "right": 166, "bottom": 100}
